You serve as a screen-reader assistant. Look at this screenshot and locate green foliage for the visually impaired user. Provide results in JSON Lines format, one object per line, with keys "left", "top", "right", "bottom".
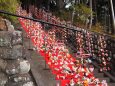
{"left": 74, "top": 4, "right": 92, "bottom": 23}
{"left": 91, "top": 23, "right": 115, "bottom": 38}
{"left": 69, "top": 5, "right": 74, "bottom": 12}
{"left": 91, "top": 22, "right": 104, "bottom": 32}
{"left": 0, "top": 0, "right": 20, "bottom": 22}
{"left": 54, "top": 9, "right": 71, "bottom": 21}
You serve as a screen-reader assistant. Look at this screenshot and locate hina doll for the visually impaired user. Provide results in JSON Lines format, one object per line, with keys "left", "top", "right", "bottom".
{"left": 101, "top": 80, "right": 108, "bottom": 86}
{"left": 70, "top": 79, "right": 75, "bottom": 86}
{"left": 83, "top": 80, "right": 88, "bottom": 86}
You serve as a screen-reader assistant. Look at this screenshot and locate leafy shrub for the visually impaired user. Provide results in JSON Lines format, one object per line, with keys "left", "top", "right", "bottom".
{"left": 0, "top": 0, "right": 20, "bottom": 22}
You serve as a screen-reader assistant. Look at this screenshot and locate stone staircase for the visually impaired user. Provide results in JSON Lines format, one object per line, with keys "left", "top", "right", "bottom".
{"left": 93, "top": 62, "right": 115, "bottom": 86}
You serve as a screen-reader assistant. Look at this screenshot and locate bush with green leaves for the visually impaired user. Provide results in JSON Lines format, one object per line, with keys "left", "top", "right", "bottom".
{"left": 74, "top": 4, "right": 92, "bottom": 24}
{"left": 0, "top": 0, "right": 20, "bottom": 22}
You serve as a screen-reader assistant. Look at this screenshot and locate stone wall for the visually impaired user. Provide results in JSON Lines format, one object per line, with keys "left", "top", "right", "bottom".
{"left": 0, "top": 17, "right": 8, "bottom": 31}
{"left": 0, "top": 18, "right": 35, "bottom": 86}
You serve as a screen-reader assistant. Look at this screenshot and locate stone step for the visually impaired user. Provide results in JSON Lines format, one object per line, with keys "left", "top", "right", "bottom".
{"left": 108, "top": 83, "right": 115, "bottom": 86}
{"left": 99, "top": 77, "right": 110, "bottom": 83}
{"left": 94, "top": 73, "right": 104, "bottom": 78}
{"left": 93, "top": 68, "right": 99, "bottom": 74}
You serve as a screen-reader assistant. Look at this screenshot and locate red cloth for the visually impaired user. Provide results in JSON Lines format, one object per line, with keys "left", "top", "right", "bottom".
{"left": 60, "top": 80, "right": 70, "bottom": 86}
{"left": 18, "top": 10, "right": 105, "bottom": 86}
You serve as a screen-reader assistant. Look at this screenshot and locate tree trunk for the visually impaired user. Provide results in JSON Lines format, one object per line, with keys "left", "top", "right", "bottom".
{"left": 94, "top": 0, "right": 97, "bottom": 24}
{"left": 71, "top": 8, "right": 75, "bottom": 24}
{"left": 89, "top": 0, "right": 93, "bottom": 29}
{"left": 56, "top": 0, "right": 64, "bottom": 10}
{"left": 47, "top": 0, "right": 51, "bottom": 11}
{"left": 110, "top": 0, "right": 115, "bottom": 34}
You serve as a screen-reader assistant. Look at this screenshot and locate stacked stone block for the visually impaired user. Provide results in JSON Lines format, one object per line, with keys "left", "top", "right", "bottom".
{"left": 0, "top": 19, "right": 34, "bottom": 86}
